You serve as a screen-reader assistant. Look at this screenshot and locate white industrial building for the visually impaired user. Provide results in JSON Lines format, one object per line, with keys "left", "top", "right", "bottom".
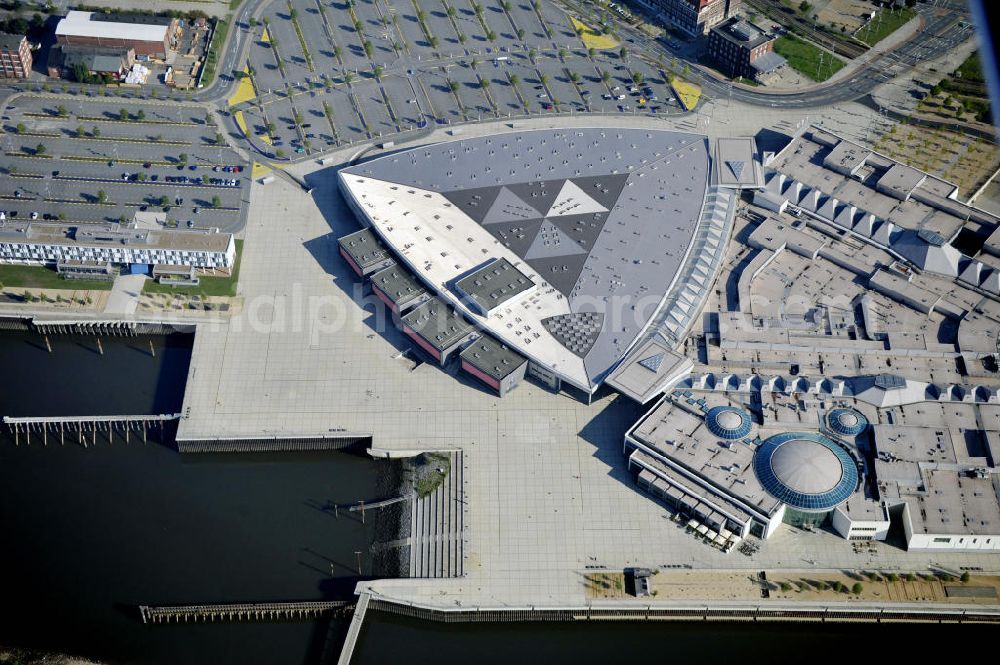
{"left": 0, "top": 221, "right": 236, "bottom": 270}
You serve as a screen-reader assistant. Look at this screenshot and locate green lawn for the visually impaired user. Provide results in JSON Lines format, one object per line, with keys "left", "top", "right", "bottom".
{"left": 855, "top": 8, "right": 917, "bottom": 46}
{"left": 142, "top": 239, "right": 243, "bottom": 297}
{"left": 955, "top": 51, "right": 984, "bottom": 83}
{"left": 201, "top": 16, "right": 230, "bottom": 86}
{"left": 774, "top": 35, "right": 845, "bottom": 82}
{"left": 0, "top": 263, "right": 113, "bottom": 291}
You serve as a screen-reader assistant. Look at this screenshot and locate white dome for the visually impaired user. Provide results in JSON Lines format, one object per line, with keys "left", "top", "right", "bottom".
{"left": 836, "top": 412, "right": 860, "bottom": 427}
{"left": 770, "top": 439, "right": 843, "bottom": 495}
{"left": 716, "top": 410, "right": 745, "bottom": 430}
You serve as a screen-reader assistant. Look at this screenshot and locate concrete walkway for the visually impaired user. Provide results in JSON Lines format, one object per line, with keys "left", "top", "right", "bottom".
{"left": 102, "top": 274, "right": 146, "bottom": 317}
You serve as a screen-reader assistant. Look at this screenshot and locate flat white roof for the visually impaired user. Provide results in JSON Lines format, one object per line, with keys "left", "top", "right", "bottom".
{"left": 55, "top": 11, "right": 169, "bottom": 43}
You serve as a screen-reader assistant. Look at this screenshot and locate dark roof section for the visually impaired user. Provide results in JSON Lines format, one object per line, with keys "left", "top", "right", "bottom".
{"left": 874, "top": 373, "right": 907, "bottom": 391}
{"left": 460, "top": 335, "right": 528, "bottom": 380}
{"left": 90, "top": 12, "right": 175, "bottom": 26}
{"left": 711, "top": 17, "right": 771, "bottom": 49}
{"left": 402, "top": 297, "right": 474, "bottom": 352}
{"left": 338, "top": 228, "right": 393, "bottom": 273}
{"left": 454, "top": 258, "right": 534, "bottom": 314}
{"left": 371, "top": 264, "right": 428, "bottom": 309}
{"left": 0, "top": 32, "right": 26, "bottom": 50}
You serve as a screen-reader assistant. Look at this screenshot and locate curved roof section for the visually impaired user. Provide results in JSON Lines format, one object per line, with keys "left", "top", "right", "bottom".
{"left": 828, "top": 408, "right": 868, "bottom": 437}
{"left": 705, "top": 406, "right": 752, "bottom": 440}
{"left": 753, "top": 432, "right": 858, "bottom": 512}
{"left": 340, "top": 128, "right": 713, "bottom": 389}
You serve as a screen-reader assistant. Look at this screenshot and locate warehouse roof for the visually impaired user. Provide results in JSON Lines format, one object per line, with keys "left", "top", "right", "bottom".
{"left": 402, "top": 298, "right": 474, "bottom": 352}
{"left": 56, "top": 11, "right": 171, "bottom": 43}
{"left": 454, "top": 258, "right": 534, "bottom": 315}
{"left": 460, "top": 335, "right": 528, "bottom": 380}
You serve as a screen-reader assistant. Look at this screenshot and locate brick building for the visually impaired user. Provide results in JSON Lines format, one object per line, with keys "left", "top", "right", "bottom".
{"left": 650, "top": 0, "right": 741, "bottom": 38}
{"left": 55, "top": 11, "right": 179, "bottom": 59}
{"left": 0, "top": 33, "right": 32, "bottom": 79}
{"left": 707, "top": 17, "right": 785, "bottom": 82}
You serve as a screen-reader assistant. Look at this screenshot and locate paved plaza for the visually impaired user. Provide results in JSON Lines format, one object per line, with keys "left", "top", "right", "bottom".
{"left": 177, "top": 103, "right": 1000, "bottom": 611}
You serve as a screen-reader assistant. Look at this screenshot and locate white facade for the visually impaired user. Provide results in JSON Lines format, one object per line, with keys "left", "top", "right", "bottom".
{"left": 832, "top": 504, "right": 891, "bottom": 541}
{"left": 0, "top": 232, "right": 235, "bottom": 269}
{"left": 901, "top": 503, "right": 1000, "bottom": 551}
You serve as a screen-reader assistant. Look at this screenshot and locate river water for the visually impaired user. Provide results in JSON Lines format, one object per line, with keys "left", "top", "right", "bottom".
{"left": 1, "top": 330, "right": 995, "bottom": 664}
{"left": 0, "top": 330, "right": 394, "bottom": 665}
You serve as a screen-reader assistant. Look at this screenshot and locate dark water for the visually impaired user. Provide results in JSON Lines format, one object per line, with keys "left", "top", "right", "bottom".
{"left": 0, "top": 330, "right": 394, "bottom": 665}
{"left": 354, "top": 611, "right": 999, "bottom": 664}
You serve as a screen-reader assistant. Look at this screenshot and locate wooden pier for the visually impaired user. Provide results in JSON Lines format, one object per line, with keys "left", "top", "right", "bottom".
{"left": 139, "top": 600, "right": 353, "bottom": 625}
{"left": 3, "top": 414, "right": 180, "bottom": 447}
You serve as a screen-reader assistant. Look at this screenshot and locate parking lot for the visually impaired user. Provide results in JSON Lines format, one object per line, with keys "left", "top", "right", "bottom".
{"left": 1, "top": 96, "right": 250, "bottom": 233}
{"left": 228, "top": 0, "right": 687, "bottom": 160}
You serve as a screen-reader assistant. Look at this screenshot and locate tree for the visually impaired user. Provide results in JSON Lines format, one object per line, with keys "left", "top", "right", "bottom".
{"left": 486, "top": 30, "right": 497, "bottom": 42}
{"left": 779, "top": 582, "right": 791, "bottom": 592}
{"left": 501, "top": 0, "right": 512, "bottom": 10}
{"left": 472, "top": 2, "right": 483, "bottom": 15}
{"left": 92, "top": 126, "right": 100, "bottom": 137}
{"left": 458, "top": 33, "right": 467, "bottom": 44}
{"left": 75, "top": 125, "right": 85, "bottom": 137}
{"left": 289, "top": 8, "right": 298, "bottom": 20}
{"left": 15, "top": 122, "right": 25, "bottom": 134}
{"left": 528, "top": 47, "right": 537, "bottom": 61}
{"left": 178, "top": 153, "right": 188, "bottom": 165}
{"left": 416, "top": 9, "right": 427, "bottom": 22}
{"left": 886, "top": 573, "right": 899, "bottom": 582}
{"left": 136, "top": 109, "right": 145, "bottom": 121}
{"left": 266, "top": 121, "right": 277, "bottom": 133}
{"left": 852, "top": 582, "right": 864, "bottom": 594}
{"left": 904, "top": 573, "right": 917, "bottom": 582}
{"left": 429, "top": 36, "right": 440, "bottom": 49}
{"left": 57, "top": 105, "right": 68, "bottom": 117}
{"left": 569, "top": 71, "right": 581, "bottom": 83}
{"left": 600, "top": 70, "right": 611, "bottom": 84}
{"left": 509, "top": 73, "right": 520, "bottom": 86}
{"left": 293, "top": 111, "right": 304, "bottom": 125}
{"left": 333, "top": 45, "right": 343, "bottom": 59}
{"left": 363, "top": 40, "right": 374, "bottom": 58}
{"left": 588, "top": 47, "right": 596, "bottom": 58}
{"left": 961, "top": 571, "right": 971, "bottom": 583}
{"left": 447, "top": 79, "right": 459, "bottom": 93}
{"left": 479, "top": 78, "right": 490, "bottom": 89}
{"left": 446, "top": 5, "right": 457, "bottom": 17}
{"left": 343, "top": 72, "right": 354, "bottom": 85}
{"left": 539, "top": 73, "right": 549, "bottom": 86}
{"left": 632, "top": 71, "right": 644, "bottom": 85}
{"left": 517, "top": 28, "right": 525, "bottom": 40}
{"left": 275, "top": 148, "right": 286, "bottom": 158}
{"left": 558, "top": 47, "right": 568, "bottom": 59}
{"left": 34, "top": 143, "right": 46, "bottom": 155}
{"left": 619, "top": 46, "right": 628, "bottom": 61}
{"left": 119, "top": 108, "right": 129, "bottom": 121}
{"left": 215, "top": 132, "right": 225, "bottom": 145}
{"left": 799, "top": 1, "right": 812, "bottom": 14}
{"left": 211, "top": 195, "right": 221, "bottom": 208}
{"left": 373, "top": 64, "right": 384, "bottom": 79}
{"left": 97, "top": 189, "right": 107, "bottom": 203}
{"left": 159, "top": 195, "right": 170, "bottom": 207}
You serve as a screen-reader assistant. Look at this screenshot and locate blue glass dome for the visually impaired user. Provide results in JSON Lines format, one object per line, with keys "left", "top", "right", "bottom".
{"left": 828, "top": 408, "right": 868, "bottom": 437}
{"left": 753, "top": 432, "right": 858, "bottom": 512}
{"left": 705, "top": 406, "right": 752, "bottom": 440}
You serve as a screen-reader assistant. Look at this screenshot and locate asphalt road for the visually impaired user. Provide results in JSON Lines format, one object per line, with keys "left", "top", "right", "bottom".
{"left": 582, "top": 0, "right": 973, "bottom": 109}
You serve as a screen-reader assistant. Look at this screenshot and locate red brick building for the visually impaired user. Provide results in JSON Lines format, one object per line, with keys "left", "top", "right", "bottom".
{"left": 650, "top": 0, "right": 740, "bottom": 37}
{"left": 0, "top": 33, "right": 32, "bottom": 79}
{"left": 55, "top": 11, "right": 179, "bottom": 60}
